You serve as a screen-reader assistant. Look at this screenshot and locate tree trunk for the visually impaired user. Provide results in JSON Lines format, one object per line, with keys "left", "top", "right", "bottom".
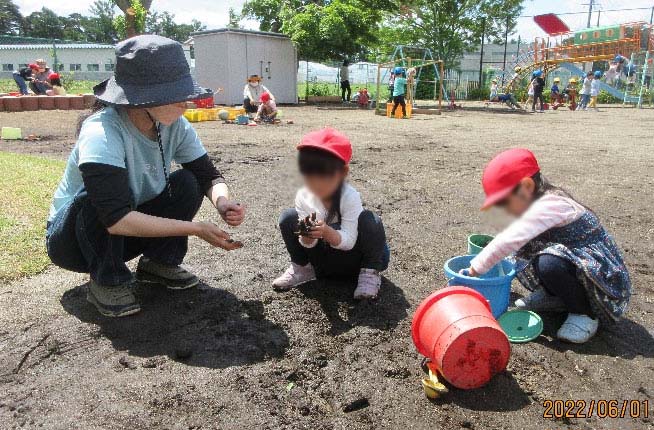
{"left": 114, "top": 0, "right": 153, "bottom": 38}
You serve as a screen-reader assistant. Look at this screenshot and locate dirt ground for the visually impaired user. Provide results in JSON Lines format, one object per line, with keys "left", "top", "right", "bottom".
{"left": 0, "top": 105, "right": 653, "bottom": 430}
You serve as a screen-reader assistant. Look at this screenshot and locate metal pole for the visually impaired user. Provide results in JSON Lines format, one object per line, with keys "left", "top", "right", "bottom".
{"left": 586, "top": 0, "right": 594, "bottom": 28}
{"left": 502, "top": 16, "right": 510, "bottom": 86}
{"left": 439, "top": 60, "right": 444, "bottom": 111}
{"left": 650, "top": 6, "right": 653, "bottom": 24}
{"left": 479, "top": 17, "right": 485, "bottom": 87}
{"left": 597, "top": 10, "right": 601, "bottom": 27}
{"left": 638, "top": 51, "right": 650, "bottom": 108}
{"left": 375, "top": 62, "right": 382, "bottom": 115}
{"left": 305, "top": 60, "right": 309, "bottom": 102}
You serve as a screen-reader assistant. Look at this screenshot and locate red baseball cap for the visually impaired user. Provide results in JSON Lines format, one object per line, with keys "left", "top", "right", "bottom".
{"left": 49, "top": 73, "right": 60, "bottom": 80}
{"left": 481, "top": 148, "right": 540, "bottom": 210}
{"left": 28, "top": 64, "right": 39, "bottom": 70}
{"left": 297, "top": 128, "right": 352, "bottom": 164}
{"left": 260, "top": 92, "right": 271, "bottom": 103}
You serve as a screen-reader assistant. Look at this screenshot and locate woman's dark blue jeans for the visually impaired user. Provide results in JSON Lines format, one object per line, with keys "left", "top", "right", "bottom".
{"left": 46, "top": 169, "right": 204, "bottom": 287}
{"left": 278, "top": 208, "right": 390, "bottom": 279}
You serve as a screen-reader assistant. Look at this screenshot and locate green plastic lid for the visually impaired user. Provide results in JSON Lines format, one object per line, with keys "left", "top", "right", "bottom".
{"left": 498, "top": 310, "right": 543, "bottom": 343}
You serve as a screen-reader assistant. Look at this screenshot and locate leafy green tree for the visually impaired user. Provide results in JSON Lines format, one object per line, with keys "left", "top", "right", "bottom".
{"left": 227, "top": 7, "right": 241, "bottom": 29}
{"left": 146, "top": 11, "right": 205, "bottom": 42}
{"left": 113, "top": 0, "right": 151, "bottom": 38}
{"left": 86, "top": 0, "right": 118, "bottom": 43}
{"left": 0, "top": 0, "right": 22, "bottom": 34}
{"left": 378, "top": 0, "right": 523, "bottom": 68}
{"left": 22, "top": 8, "right": 65, "bottom": 39}
{"left": 243, "top": 0, "right": 395, "bottom": 61}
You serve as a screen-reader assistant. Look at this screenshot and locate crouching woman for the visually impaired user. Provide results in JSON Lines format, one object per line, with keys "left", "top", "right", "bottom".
{"left": 46, "top": 35, "right": 245, "bottom": 317}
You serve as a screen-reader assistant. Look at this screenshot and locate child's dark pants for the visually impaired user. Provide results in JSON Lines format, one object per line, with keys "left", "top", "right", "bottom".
{"left": 391, "top": 95, "right": 406, "bottom": 116}
{"left": 278, "top": 208, "right": 390, "bottom": 279}
{"left": 244, "top": 97, "right": 258, "bottom": 113}
{"left": 533, "top": 92, "right": 544, "bottom": 111}
{"left": 534, "top": 254, "right": 593, "bottom": 315}
{"left": 46, "top": 169, "right": 204, "bottom": 287}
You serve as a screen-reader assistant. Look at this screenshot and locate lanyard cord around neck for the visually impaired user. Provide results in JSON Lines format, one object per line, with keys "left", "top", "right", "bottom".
{"left": 146, "top": 111, "right": 171, "bottom": 197}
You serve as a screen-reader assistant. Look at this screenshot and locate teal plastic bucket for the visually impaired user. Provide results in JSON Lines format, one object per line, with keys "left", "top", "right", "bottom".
{"left": 467, "top": 234, "right": 494, "bottom": 255}
{"left": 444, "top": 255, "right": 516, "bottom": 318}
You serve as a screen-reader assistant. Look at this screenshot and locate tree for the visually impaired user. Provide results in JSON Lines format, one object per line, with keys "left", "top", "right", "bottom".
{"left": 86, "top": 0, "right": 118, "bottom": 43}
{"left": 227, "top": 7, "right": 241, "bottom": 29}
{"left": 243, "top": 0, "right": 395, "bottom": 61}
{"left": 22, "top": 7, "right": 65, "bottom": 39}
{"left": 146, "top": 11, "right": 205, "bottom": 42}
{"left": 378, "top": 0, "right": 523, "bottom": 68}
{"left": 113, "top": 0, "right": 151, "bottom": 38}
{"left": 0, "top": 0, "right": 22, "bottom": 35}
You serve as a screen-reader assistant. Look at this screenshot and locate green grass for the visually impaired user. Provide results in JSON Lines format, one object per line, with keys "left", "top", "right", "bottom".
{"left": 0, "top": 152, "right": 66, "bottom": 281}
{"left": 0, "top": 78, "right": 98, "bottom": 95}
{"left": 298, "top": 82, "right": 392, "bottom": 100}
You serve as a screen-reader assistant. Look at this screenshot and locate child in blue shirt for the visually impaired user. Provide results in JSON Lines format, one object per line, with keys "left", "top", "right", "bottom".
{"left": 390, "top": 67, "right": 408, "bottom": 118}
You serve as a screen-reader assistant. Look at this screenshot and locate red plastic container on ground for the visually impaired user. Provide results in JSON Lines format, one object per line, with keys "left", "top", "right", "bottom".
{"left": 195, "top": 98, "right": 214, "bottom": 109}
{"left": 37, "top": 95, "right": 55, "bottom": 110}
{"left": 3, "top": 97, "right": 23, "bottom": 112}
{"left": 20, "top": 96, "right": 39, "bottom": 111}
{"left": 54, "top": 96, "right": 70, "bottom": 110}
{"left": 411, "top": 286, "right": 510, "bottom": 389}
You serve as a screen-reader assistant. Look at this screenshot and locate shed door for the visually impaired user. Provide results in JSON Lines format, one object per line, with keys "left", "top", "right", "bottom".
{"left": 246, "top": 34, "right": 270, "bottom": 82}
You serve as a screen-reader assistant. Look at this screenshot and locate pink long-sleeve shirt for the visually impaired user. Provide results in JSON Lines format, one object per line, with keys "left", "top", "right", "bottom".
{"left": 470, "top": 194, "right": 586, "bottom": 274}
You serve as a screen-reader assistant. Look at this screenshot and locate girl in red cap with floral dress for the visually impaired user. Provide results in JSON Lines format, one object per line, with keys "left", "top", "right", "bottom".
{"left": 464, "top": 148, "right": 631, "bottom": 344}
{"left": 273, "top": 128, "right": 390, "bottom": 299}
{"left": 255, "top": 92, "right": 278, "bottom": 123}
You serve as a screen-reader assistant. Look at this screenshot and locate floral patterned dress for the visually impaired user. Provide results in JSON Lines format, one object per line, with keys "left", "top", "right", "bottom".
{"left": 514, "top": 211, "right": 631, "bottom": 324}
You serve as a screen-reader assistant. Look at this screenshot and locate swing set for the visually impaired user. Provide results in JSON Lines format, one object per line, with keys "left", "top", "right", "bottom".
{"left": 375, "top": 45, "right": 446, "bottom": 115}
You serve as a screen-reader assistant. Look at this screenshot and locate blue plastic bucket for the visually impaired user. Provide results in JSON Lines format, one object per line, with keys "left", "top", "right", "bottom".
{"left": 444, "top": 255, "right": 516, "bottom": 318}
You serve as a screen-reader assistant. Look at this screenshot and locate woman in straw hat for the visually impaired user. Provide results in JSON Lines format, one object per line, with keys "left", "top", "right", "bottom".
{"left": 46, "top": 35, "right": 246, "bottom": 318}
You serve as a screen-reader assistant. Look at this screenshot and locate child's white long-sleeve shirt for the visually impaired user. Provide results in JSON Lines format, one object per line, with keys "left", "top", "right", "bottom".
{"left": 294, "top": 183, "right": 363, "bottom": 251}
{"left": 470, "top": 194, "right": 586, "bottom": 274}
{"left": 590, "top": 80, "right": 600, "bottom": 96}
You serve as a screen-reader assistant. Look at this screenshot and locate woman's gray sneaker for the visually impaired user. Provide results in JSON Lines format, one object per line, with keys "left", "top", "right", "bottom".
{"left": 87, "top": 280, "right": 141, "bottom": 318}
{"left": 135, "top": 257, "right": 199, "bottom": 290}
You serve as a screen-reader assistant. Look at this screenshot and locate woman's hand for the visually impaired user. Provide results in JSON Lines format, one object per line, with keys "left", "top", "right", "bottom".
{"left": 308, "top": 221, "right": 341, "bottom": 246}
{"left": 217, "top": 197, "right": 246, "bottom": 227}
{"left": 194, "top": 221, "right": 242, "bottom": 250}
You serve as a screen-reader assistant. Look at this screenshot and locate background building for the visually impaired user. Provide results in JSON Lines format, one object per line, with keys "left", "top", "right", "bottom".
{"left": 0, "top": 40, "right": 115, "bottom": 81}
{"left": 191, "top": 28, "right": 298, "bottom": 105}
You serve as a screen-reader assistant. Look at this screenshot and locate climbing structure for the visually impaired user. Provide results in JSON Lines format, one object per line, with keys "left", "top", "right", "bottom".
{"left": 499, "top": 21, "right": 654, "bottom": 107}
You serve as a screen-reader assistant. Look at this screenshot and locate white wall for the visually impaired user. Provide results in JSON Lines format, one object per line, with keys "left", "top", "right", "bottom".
{"left": 193, "top": 30, "right": 298, "bottom": 105}
{"left": 0, "top": 47, "right": 115, "bottom": 81}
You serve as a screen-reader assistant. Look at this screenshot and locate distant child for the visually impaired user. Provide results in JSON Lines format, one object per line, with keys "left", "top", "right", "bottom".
{"left": 564, "top": 78, "right": 578, "bottom": 110}
{"left": 255, "top": 92, "right": 278, "bottom": 123}
{"left": 464, "top": 149, "right": 631, "bottom": 343}
{"left": 489, "top": 79, "right": 499, "bottom": 100}
{"left": 524, "top": 80, "right": 534, "bottom": 110}
{"left": 579, "top": 72, "right": 593, "bottom": 110}
{"left": 273, "top": 128, "right": 390, "bottom": 299}
{"left": 356, "top": 88, "right": 370, "bottom": 108}
{"left": 387, "top": 70, "right": 395, "bottom": 102}
{"left": 12, "top": 64, "right": 38, "bottom": 95}
{"left": 531, "top": 70, "right": 545, "bottom": 112}
{"left": 390, "top": 67, "right": 407, "bottom": 118}
{"left": 46, "top": 73, "right": 66, "bottom": 96}
{"left": 550, "top": 77, "right": 562, "bottom": 107}
{"left": 588, "top": 71, "right": 601, "bottom": 111}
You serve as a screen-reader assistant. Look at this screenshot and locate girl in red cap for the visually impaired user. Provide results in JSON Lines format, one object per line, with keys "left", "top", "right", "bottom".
{"left": 46, "top": 73, "right": 66, "bottom": 96}
{"left": 254, "top": 92, "right": 278, "bottom": 123}
{"left": 273, "top": 128, "right": 390, "bottom": 299}
{"left": 465, "top": 148, "right": 631, "bottom": 344}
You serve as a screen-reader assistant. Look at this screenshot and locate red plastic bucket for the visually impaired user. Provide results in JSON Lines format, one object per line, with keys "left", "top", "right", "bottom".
{"left": 411, "top": 286, "right": 510, "bottom": 389}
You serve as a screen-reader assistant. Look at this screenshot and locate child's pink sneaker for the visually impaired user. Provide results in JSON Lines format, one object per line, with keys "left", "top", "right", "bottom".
{"left": 272, "top": 263, "right": 316, "bottom": 291}
{"left": 354, "top": 268, "right": 381, "bottom": 300}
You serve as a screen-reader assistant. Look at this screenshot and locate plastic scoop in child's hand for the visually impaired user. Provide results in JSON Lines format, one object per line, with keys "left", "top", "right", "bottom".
{"left": 459, "top": 268, "right": 471, "bottom": 277}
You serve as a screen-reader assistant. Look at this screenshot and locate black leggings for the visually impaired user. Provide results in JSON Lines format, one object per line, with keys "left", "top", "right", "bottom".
{"left": 391, "top": 95, "right": 406, "bottom": 116}
{"left": 533, "top": 92, "right": 544, "bottom": 111}
{"left": 535, "top": 254, "right": 593, "bottom": 315}
{"left": 340, "top": 80, "right": 351, "bottom": 102}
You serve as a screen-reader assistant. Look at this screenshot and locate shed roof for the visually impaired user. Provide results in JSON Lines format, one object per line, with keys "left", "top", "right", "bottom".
{"left": 191, "top": 28, "right": 290, "bottom": 40}
{"left": 0, "top": 43, "right": 113, "bottom": 50}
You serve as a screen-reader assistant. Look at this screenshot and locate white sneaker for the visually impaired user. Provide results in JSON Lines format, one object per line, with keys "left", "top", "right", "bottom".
{"left": 272, "top": 263, "right": 316, "bottom": 291}
{"left": 515, "top": 288, "right": 566, "bottom": 312}
{"left": 353, "top": 268, "right": 381, "bottom": 300}
{"left": 557, "top": 314, "right": 599, "bottom": 344}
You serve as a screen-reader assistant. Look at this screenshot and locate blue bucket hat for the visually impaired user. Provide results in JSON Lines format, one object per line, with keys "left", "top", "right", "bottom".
{"left": 594, "top": 70, "right": 602, "bottom": 78}
{"left": 394, "top": 67, "right": 404, "bottom": 75}
{"left": 94, "top": 35, "right": 212, "bottom": 107}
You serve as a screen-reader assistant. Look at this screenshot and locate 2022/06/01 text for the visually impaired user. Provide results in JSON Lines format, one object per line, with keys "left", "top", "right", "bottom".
{"left": 542, "top": 399, "right": 650, "bottom": 419}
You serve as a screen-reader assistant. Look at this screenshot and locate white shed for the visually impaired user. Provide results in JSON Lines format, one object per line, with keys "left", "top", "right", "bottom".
{"left": 191, "top": 28, "right": 298, "bottom": 105}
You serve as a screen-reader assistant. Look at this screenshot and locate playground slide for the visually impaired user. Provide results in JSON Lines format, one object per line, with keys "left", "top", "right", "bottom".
{"left": 558, "top": 62, "right": 639, "bottom": 103}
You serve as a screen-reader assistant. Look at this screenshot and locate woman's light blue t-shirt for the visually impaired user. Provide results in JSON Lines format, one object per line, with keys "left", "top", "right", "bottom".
{"left": 48, "top": 107, "right": 207, "bottom": 222}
